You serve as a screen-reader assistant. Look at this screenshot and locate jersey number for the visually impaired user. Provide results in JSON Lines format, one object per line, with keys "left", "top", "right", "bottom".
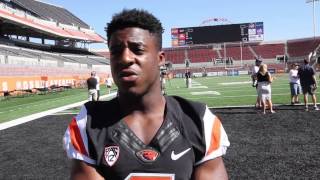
{"left": 125, "top": 173, "right": 175, "bottom": 180}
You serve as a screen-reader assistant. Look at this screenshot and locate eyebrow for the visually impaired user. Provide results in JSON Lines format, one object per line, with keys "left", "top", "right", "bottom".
{"left": 127, "top": 41, "right": 145, "bottom": 47}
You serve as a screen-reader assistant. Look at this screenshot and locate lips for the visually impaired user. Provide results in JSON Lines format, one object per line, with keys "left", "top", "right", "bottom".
{"left": 118, "top": 69, "right": 138, "bottom": 82}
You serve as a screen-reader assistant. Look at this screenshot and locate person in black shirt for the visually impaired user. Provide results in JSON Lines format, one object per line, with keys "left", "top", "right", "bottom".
{"left": 185, "top": 70, "right": 192, "bottom": 88}
{"left": 63, "top": 9, "right": 229, "bottom": 180}
{"left": 256, "top": 64, "right": 275, "bottom": 114}
{"left": 86, "top": 72, "right": 98, "bottom": 101}
{"left": 298, "top": 59, "right": 319, "bottom": 111}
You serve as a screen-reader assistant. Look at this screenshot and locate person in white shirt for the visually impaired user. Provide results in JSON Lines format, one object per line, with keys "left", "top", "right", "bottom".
{"left": 105, "top": 75, "right": 113, "bottom": 94}
{"left": 252, "top": 57, "right": 262, "bottom": 108}
{"left": 288, "top": 63, "right": 301, "bottom": 105}
{"left": 92, "top": 71, "right": 100, "bottom": 100}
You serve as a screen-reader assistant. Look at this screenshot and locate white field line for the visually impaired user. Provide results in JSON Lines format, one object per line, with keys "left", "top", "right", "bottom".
{"left": 191, "top": 91, "right": 221, "bottom": 95}
{"left": 186, "top": 93, "right": 290, "bottom": 99}
{"left": 0, "top": 92, "right": 117, "bottom": 130}
{"left": 190, "top": 80, "right": 208, "bottom": 89}
{"left": 219, "top": 81, "right": 252, "bottom": 85}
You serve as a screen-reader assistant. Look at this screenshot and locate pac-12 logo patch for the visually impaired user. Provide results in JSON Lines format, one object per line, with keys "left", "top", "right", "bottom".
{"left": 104, "top": 146, "right": 120, "bottom": 166}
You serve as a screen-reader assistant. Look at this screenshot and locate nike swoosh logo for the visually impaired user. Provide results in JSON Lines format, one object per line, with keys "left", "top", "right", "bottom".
{"left": 171, "top": 148, "right": 191, "bottom": 161}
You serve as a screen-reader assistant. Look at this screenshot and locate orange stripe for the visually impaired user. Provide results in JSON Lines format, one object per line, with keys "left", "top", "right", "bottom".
{"left": 69, "top": 117, "right": 88, "bottom": 156}
{"left": 207, "top": 117, "right": 221, "bottom": 155}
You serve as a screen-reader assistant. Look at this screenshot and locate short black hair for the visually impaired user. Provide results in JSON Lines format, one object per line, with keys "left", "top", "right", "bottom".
{"left": 105, "top": 9, "right": 164, "bottom": 50}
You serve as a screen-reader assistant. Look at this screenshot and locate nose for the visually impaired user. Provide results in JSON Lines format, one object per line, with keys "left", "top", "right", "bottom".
{"left": 120, "top": 48, "right": 135, "bottom": 65}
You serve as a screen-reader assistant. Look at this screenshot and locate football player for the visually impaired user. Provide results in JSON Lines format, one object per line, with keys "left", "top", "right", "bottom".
{"left": 63, "top": 9, "right": 230, "bottom": 180}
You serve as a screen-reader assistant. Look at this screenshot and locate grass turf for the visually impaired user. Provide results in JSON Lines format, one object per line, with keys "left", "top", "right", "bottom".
{"left": 1, "top": 73, "right": 319, "bottom": 122}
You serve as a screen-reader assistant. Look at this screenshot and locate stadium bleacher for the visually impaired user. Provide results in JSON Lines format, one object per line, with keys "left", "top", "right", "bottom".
{"left": 0, "top": 0, "right": 109, "bottom": 95}
{"left": 162, "top": 37, "right": 320, "bottom": 78}
{"left": 10, "top": 0, "right": 90, "bottom": 28}
{"left": 251, "top": 43, "right": 285, "bottom": 59}
{"left": 287, "top": 37, "right": 320, "bottom": 57}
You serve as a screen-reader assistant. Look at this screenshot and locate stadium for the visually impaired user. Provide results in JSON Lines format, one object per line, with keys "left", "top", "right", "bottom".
{"left": 0, "top": 0, "right": 320, "bottom": 179}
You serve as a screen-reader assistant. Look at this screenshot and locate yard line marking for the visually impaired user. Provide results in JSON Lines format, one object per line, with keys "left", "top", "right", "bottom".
{"left": 191, "top": 91, "right": 221, "bottom": 95}
{"left": 0, "top": 92, "right": 117, "bottom": 130}
{"left": 189, "top": 80, "right": 208, "bottom": 89}
{"left": 190, "top": 86, "right": 208, "bottom": 89}
{"left": 187, "top": 93, "right": 290, "bottom": 99}
{"left": 219, "top": 81, "right": 252, "bottom": 85}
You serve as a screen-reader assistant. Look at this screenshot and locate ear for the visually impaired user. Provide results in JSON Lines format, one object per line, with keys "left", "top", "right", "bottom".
{"left": 158, "top": 51, "right": 166, "bottom": 67}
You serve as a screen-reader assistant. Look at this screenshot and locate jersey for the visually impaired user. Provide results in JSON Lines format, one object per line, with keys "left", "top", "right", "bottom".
{"left": 63, "top": 96, "right": 230, "bottom": 180}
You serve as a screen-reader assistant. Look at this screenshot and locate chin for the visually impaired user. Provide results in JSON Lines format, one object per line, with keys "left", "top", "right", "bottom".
{"left": 118, "top": 87, "right": 145, "bottom": 97}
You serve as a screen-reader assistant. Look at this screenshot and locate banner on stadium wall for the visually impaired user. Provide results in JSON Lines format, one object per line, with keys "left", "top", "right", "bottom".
{"left": 207, "top": 72, "right": 218, "bottom": 77}
{"left": 239, "top": 70, "right": 249, "bottom": 75}
{"left": 193, "top": 73, "right": 203, "bottom": 77}
{"left": 227, "top": 70, "right": 239, "bottom": 76}
{"left": 268, "top": 68, "right": 276, "bottom": 74}
{"left": 206, "top": 71, "right": 228, "bottom": 76}
{"left": 0, "top": 76, "right": 76, "bottom": 92}
{"left": 174, "top": 73, "right": 184, "bottom": 78}
{"left": 217, "top": 71, "right": 227, "bottom": 76}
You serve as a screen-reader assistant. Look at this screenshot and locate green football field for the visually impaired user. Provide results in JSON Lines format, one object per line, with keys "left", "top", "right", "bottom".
{"left": 164, "top": 73, "right": 319, "bottom": 107}
{"left": 0, "top": 73, "right": 319, "bottom": 123}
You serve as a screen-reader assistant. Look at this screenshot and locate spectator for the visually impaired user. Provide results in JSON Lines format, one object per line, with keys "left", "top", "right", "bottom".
{"left": 160, "top": 69, "right": 166, "bottom": 95}
{"left": 288, "top": 63, "right": 301, "bottom": 105}
{"left": 86, "top": 72, "right": 98, "bottom": 101}
{"left": 185, "top": 69, "right": 192, "bottom": 88}
{"left": 298, "top": 59, "right": 319, "bottom": 111}
{"left": 252, "top": 57, "right": 262, "bottom": 108}
{"left": 105, "top": 75, "right": 113, "bottom": 94}
{"left": 92, "top": 71, "right": 101, "bottom": 101}
{"left": 63, "top": 8, "right": 229, "bottom": 180}
{"left": 257, "top": 64, "right": 275, "bottom": 114}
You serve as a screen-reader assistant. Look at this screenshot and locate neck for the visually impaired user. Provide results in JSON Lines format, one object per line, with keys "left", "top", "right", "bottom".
{"left": 118, "top": 90, "right": 165, "bottom": 115}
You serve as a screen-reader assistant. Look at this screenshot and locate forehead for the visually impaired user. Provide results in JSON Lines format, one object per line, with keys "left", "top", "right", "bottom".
{"left": 109, "top": 27, "right": 155, "bottom": 45}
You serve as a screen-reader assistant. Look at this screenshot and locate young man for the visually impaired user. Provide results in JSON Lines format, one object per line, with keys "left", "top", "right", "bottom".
{"left": 63, "top": 9, "right": 230, "bottom": 180}
{"left": 252, "top": 57, "right": 262, "bottom": 108}
{"left": 298, "top": 59, "right": 319, "bottom": 111}
{"left": 86, "top": 72, "right": 98, "bottom": 101}
{"left": 92, "top": 71, "right": 101, "bottom": 101}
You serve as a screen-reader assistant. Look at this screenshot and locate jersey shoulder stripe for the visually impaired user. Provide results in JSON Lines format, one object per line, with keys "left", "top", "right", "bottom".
{"left": 69, "top": 117, "right": 88, "bottom": 156}
{"left": 63, "top": 105, "right": 96, "bottom": 164}
{"left": 207, "top": 116, "right": 221, "bottom": 154}
{"left": 195, "top": 106, "right": 230, "bottom": 165}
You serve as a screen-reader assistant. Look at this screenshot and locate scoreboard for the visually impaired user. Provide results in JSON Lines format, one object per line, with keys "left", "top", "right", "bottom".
{"left": 171, "top": 22, "right": 263, "bottom": 47}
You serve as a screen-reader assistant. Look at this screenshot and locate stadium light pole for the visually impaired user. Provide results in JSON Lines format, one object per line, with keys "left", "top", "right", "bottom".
{"left": 306, "top": 0, "right": 319, "bottom": 38}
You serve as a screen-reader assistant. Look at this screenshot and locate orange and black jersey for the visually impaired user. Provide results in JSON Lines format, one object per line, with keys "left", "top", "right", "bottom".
{"left": 63, "top": 96, "right": 230, "bottom": 180}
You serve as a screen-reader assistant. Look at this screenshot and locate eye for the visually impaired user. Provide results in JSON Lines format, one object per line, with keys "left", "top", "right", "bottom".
{"left": 131, "top": 46, "right": 144, "bottom": 55}
{"left": 128, "top": 43, "right": 145, "bottom": 55}
{"left": 110, "top": 44, "right": 124, "bottom": 56}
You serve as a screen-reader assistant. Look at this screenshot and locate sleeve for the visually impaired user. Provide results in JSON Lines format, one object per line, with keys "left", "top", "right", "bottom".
{"left": 251, "top": 66, "right": 256, "bottom": 75}
{"left": 63, "top": 105, "right": 96, "bottom": 165}
{"left": 195, "top": 106, "right": 230, "bottom": 165}
{"left": 288, "top": 70, "right": 292, "bottom": 78}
